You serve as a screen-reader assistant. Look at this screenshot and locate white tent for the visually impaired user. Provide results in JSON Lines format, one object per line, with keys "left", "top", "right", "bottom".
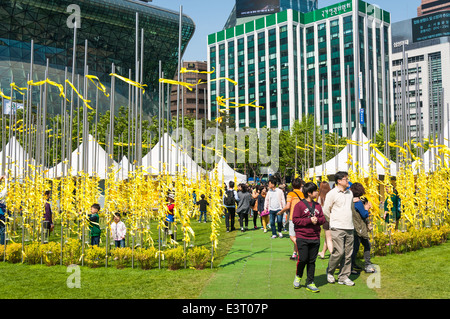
{"left": 47, "top": 134, "right": 118, "bottom": 179}
{"left": 116, "top": 156, "right": 130, "bottom": 181}
{"left": 141, "top": 133, "right": 206, "bottom": 179}
{"left": 209, "top": 157, "right": 247, "bottom": 184}
{"left": 0, "top": 136, "right": 34, "bottom": 177}
{"left": 308, "top": 127, "right": 397, "bottom": 177}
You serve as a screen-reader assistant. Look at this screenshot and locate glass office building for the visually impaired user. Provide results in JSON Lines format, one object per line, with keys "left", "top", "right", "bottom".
{"left": 208, "top": 0, "right": 391, "bottom": 137}
{"left": 0, "top": 0, "right": 195, "bottom": 115}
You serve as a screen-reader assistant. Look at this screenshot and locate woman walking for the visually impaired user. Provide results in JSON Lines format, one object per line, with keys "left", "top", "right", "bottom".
{"left": 318, "top": 181, "right": 332, "bottom": 259}
{"left": 236, "top": 184, "right": 252, "bottom": 232}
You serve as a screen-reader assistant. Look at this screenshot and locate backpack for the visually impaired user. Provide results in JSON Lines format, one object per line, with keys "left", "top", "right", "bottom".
{"left": 224, "top": 190, "right": 236, "bottom": 206}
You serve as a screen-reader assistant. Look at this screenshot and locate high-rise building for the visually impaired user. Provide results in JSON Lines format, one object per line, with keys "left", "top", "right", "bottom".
{"left": 417, "top": 0, "right": 450, "bottom": 17}
{"left": 391, "top": 10, "right": 449, "bottom": 140}
{"left": 170, "top": 61, "right": 208, "bottom": 119}
{"left": 224, "top": 0, "right": 318, "bottom": 29}
{"left": 0, "top": 0, "right": 195, "bottom": 115}
{"left": 207, "top": 0, "right": 391, "bottom": 138}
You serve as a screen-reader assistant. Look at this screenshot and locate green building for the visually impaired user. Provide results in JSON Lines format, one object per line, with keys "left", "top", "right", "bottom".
{"left": 0, "top": 0, "right": 195, "bottom": 115}
{"left": 207, "top": 0, "right": 391, "bottom": 137}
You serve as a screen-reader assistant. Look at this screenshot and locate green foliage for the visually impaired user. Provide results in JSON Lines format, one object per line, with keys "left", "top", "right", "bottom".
{"left": 84, "top": 245, "right": 106, "bottom": 268}
{"left": 25, "top": 242, "right": 42, "bottom": 265}
{"left": 373, "top": 225, "right": 449, "bottom": 255}
{"left": 62, "top": 238, "right": 82, "bottom": 266}
{"left": 164, "top": 246, "right": 185, "bottom": 270}
{"left": 135, "top": 247, "right": 158, "bottom": 270}
{"left": 40, "top": 242, "right": 61, "bottom": 266}
{"left": 5, "top": 243, "right": 23, "bottom": 263}
{"left": 110, "top": 247, "right": 132, "bottom": 269}
{"left": 187, "top": 246, "right": 211, "bottom": 270}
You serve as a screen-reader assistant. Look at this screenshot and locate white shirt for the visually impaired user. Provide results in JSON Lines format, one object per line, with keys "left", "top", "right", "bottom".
{"left": 264, "top": 188, "right": 286, "bottom": 211}
{"left": 110, "top": 221, "right": 127, "bottom": 241}
{"left": 322, "top": 187, "right": 354, "bottom": 230}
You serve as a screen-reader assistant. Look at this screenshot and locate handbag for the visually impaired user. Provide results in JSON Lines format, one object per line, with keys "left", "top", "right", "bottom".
{"left": 260, "top": 209, "right": 269, "bottom": 217}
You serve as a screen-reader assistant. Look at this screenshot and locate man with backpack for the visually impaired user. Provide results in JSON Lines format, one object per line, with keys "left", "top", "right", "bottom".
{"left": 223, "top": 181, "right": 239, "bottom": 232}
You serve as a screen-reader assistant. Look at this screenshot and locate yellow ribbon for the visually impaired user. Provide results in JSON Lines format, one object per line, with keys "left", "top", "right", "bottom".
{"left": 110, "top": 73, "right": 147, "bottom": 93}
{"left": 65, "top": 79, "right": 94, "bottom": 110}
{"left": 86, "top": 75, "right": 110, "bottom": 97}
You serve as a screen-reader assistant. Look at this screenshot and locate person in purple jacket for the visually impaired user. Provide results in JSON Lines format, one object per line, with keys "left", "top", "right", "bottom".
{"left": 43, "top": 190, "right": 53, "bottom": 243}
{"left": 292, "top": 182, "right": 326, "bottom": 293}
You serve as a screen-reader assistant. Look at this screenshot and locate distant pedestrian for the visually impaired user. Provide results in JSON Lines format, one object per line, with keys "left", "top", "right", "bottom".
{"left": 292, "top": 182, "right": 326, "bottom": 293}
{"left": 43, "top": 190, "right": 54, "bottom": 243}
{"left": 236, "top": 184, "right": 252, "bottom": 232}
{"left": 258, "top": 186, "right": 269, "bottom": 232}
{"left": 223, "top": 181, "right": 239, "bottom": 232}
{"left": 384, "top": 186, "right": 401, "bottom": 230}
{"left": 196, "top": 194, "right": 209, "bottom": 223}
{"left": 279, "top": 178, "right": 304, "bottom": 260}
{"left": 264, "top": 177, "right": 286, "bottom": 239}
{"left": 322, "top": 171, "right": 355, "bottom": 286}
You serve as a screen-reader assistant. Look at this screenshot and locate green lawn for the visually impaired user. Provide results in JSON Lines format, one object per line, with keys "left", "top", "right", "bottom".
{"left": 0, "top": 216, "right": 449, "bottom": 299}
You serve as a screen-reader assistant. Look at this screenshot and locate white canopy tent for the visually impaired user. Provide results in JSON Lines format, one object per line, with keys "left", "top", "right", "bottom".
{"left": 47, "top": 134, "right": 118, "bottom": 179}
{"left": 0, "top": 136, "right": 34, "bottom": 177}
{"left": 141, "top": 133, "right": 206, "bottom": 179}
{"left": 209, "top": 157, "right": 247, "bottom": 185}
{"left": 308, "top": 127, "right": 397, "bottom": 177}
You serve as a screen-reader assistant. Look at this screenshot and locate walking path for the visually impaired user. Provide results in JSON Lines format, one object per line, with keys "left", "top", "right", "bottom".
{"left": 200, "top": 227, "right": 378, "bottom": 299}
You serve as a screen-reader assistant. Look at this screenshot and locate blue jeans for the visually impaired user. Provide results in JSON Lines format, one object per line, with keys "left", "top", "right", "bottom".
{"left": 199, "top": 211, "right": 207, "bottom": 222}
{"left": 269, "top": 210, "right": 282, "bottom": 236}
{"left": 91, "top": 236, "right": 100, "bottom": 246}
{"left": 115, "top": 239, "right": 125, "bottom": 248}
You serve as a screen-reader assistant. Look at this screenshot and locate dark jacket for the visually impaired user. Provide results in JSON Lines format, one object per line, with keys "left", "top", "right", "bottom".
{"left": 196, "top": 199, "right": 209, "bottom": 212}
{"left": 292, "top": 200, "right": 326, "bottom": 240}
{"left": 88, "top": 213, "right": 101, "bottom": 237}
{"left": 43, "top": 202, "right": 53, "bottom": 225}
{"left": 236, "top": 191, "right": 252, "bottom": 214}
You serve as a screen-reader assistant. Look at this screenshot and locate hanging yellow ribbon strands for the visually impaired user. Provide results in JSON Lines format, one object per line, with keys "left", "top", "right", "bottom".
{"left": 65, "top": 79, "right": 94, "bottom": 110}
{"left": 86, "top": 75, "right": 110, "bottom": 97}
{"left": 110, "top": 73, "right": 147, "bottom": 94}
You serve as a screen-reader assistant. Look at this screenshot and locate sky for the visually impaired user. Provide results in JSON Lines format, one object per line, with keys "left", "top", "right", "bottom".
{"left": 151, "top": 0, "right": 421, "bottom": 61}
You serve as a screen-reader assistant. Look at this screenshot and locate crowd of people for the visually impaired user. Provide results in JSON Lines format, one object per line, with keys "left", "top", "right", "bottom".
{"left": 222, "top": 171, "right": 395, "bottom": 293}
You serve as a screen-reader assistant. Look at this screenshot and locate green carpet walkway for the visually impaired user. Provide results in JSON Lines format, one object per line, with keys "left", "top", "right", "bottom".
{"left": 200, "top": 227, "right": 378, "bottom": 299}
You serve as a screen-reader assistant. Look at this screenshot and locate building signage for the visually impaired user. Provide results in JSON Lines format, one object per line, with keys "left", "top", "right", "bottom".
{"left": 320, "top": 1, "right": 352, "bottom": 19}
{"left": 360, "top": 108, "right": 365, "bottom": 125}
{"left": 236, "top": 0, "right": 280, "bottom": 19}
{"left": 412, "top": 10, "right": 450, "bottom": 42}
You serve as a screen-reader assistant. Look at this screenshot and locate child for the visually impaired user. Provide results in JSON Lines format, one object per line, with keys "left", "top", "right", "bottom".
{"left": 89, "top": 203, "right": 101, "bottom": 246}
{"left": 43, "top": 190, "right": 53, "bottom": 243}
{"left": 164, "top": 193, "right": 175, "bottom": 243}
{"left": 196, "top": 194, "right": 209, "bottom": 223}
{"left": 110, "top": 213, "right": 126, "bottom": 248}
{"left": 292, "top": 182, "right": 326, "bottom": 293}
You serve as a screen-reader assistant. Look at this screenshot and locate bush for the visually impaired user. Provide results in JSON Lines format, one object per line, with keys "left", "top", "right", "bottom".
{"left": 40, "top": 242, "right": 61, "bottom": 266}
{"left": 84, "top": 245, "right": 106, "bottom": 268}
{"left": 165, "top": 246, "right": 185, "bottom": 270}
{"left": 135, "top": 247, "right": 158, "bottom": 270}
{"left": 5, "top": 243, "right": 23, "bottom": 263}
{"left": 110, "top": 247, "right": 132, "bottom": 269}
{"left": 25, "top": 242, "right": 42, "bottom": 265}
{"left": 62, "top": 238, "right": 82, "bottom": 266}
{"left": 187, "top": 246, "right": 211, "bottom": 270}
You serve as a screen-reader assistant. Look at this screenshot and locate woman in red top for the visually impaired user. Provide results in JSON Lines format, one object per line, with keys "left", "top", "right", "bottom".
{"left": 292, "top": 182, "right": 326, "bottom": 293}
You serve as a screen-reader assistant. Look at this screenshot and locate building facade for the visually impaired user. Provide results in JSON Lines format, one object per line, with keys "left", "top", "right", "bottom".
{"left": 391, "top": 10, "right": 450, "bottom": 140}
{"left": 170, "top": 61, "right": 208, "bottom": 119}
{"left": 0, "top": 0, "right": 195, "bottom": 115}
{"left": 418, "top": 0, "right": 450, "bottom": 17}
{"left": 207, "top": 0, "right": 391, "bottom": 137}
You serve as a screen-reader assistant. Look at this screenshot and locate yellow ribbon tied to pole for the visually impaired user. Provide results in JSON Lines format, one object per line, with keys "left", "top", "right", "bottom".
{"left": 65, "top": 79, "right": 94, "bottom": 110}
{"left": 86, "top": 75, "right": 110, "bottom": 97}
{"left": 110, "top": 73, "right": 147, "bottom": 94}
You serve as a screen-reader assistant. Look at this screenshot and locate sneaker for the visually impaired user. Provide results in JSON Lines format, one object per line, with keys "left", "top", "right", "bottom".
{"left": 293, "top": 276, "right": 301, "bottom": 289}
{"left": 278, "top": 232, "right": 283, "bottom": 238}
{"left": 290, "top": 253, "right": 297, "bottom": 260}
{"left": 264, "top": 229, "right": 267, "bottom": 233}
{"left": 338, "top": 278, "right": 355, "bottom": 286}
{"left": 271, "top": 235, "right": 277, "bottom": 239}
{"left": 365, "top": 264, "right": 376, "bottom": 273}
{"left": 306, "top": 283, "right": 320, "bottom": 293}
{"left": 327, "top": 273, "right": 336, "bottom": 284}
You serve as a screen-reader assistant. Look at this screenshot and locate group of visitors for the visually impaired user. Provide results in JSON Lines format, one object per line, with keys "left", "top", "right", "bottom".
{"left": 222, "top": 171, "right": 394, "bottom": 293}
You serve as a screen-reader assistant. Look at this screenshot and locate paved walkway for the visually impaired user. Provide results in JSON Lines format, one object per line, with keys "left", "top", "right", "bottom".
{"left": 200, "top": 227, "right": 378, "bottom": 299}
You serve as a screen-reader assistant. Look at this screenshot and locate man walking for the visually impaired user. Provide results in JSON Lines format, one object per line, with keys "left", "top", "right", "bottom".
{"left": 224, "top": 181, "right": 239, "bottom": 232}
{"left": 264, "top": 177, "right": 286, "bottom": 239}
{"left": 322, "top": 171, "right": 355, "bottom": 286}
